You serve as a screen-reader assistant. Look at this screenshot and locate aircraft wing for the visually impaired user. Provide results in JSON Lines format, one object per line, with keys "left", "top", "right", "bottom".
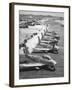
{"left": 20, "top": 63, "right": 44, "bottom": 67}
{"left": 41, "top": 40, "right": 50, "bottom": 44}
{"left": 33, "top": 47, "right": 51, "bottom": 53}
{"left": 34, "top": 47, "right": 50, "bottom": 51}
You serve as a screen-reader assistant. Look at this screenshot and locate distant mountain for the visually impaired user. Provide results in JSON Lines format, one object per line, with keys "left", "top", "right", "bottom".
{"left": 19, "top": 14, "right": 64, "bottom": 21}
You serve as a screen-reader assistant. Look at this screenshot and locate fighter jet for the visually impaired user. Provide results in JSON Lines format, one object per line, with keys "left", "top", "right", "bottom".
{"left": 20, "top": 54, "right": 57, "bottom": 71}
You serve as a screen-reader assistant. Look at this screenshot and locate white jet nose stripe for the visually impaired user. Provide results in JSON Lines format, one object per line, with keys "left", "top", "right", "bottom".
{"left": 50, "top": 60, "right": 57, "bottom": 65}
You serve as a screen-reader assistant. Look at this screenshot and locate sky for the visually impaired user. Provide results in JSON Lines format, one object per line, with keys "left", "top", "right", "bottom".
{"left": 19, "top": 10, "right": 64, "bottom": 17}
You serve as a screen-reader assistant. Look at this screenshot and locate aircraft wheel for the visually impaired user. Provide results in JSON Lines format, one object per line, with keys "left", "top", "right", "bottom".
{"left": 48, "top": 65, "right": 56, "bottom": 71}
{"left": 53, "top": 50, "right": 58, "bottom": 54}
{"left": 48, "top": 63, "right": 56, "bottom": 71}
